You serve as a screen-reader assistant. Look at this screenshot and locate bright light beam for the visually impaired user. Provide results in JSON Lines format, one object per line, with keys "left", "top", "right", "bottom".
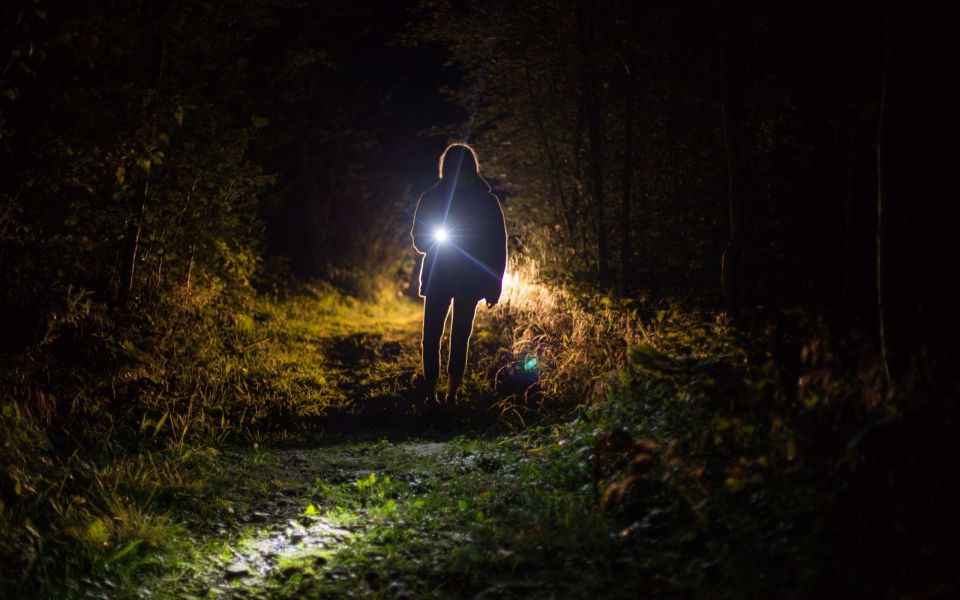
{"left": 434, "top": 228, "right": 448, "bottom": 243}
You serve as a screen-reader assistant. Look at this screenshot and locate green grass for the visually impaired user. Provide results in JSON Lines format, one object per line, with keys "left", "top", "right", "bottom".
{"left": 3, "top": 274, "right": 953, "bottom": 598}
{"left": 0, "top": 281, "right": 778, "bottom": 598}
{"left": 129, "top": 434, "right": 642, "bottom": 599}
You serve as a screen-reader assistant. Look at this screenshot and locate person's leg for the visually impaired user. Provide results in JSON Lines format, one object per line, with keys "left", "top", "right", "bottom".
{"left": 446, "top": 297, "right": 479, "bottom": 401}
{"left": 422, "top": 294, "right": 451, "bottom": 401}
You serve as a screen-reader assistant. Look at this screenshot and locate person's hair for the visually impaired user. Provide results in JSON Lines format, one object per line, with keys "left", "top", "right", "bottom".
{"left": 438, "top": 142, "right": 480, "bottom": 180}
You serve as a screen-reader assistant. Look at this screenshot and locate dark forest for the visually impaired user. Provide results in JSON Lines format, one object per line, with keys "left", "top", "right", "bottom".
{"left": 2, "top": 1, "right": 959, "bottom": 597}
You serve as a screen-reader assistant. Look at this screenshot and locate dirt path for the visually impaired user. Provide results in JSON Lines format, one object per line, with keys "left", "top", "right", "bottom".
{"left": 140, "top": 431, "right": 599, "bottom": 599}
{"left": 163, "top": 440, "right": 478, "bottom": 599}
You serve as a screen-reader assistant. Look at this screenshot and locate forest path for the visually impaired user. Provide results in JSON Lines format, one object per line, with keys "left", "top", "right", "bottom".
{"left": 135, "top": 295, "right": 607, "bottom": 599}
{"left": 160, "top": 439, "right": 512, "bottom": 599}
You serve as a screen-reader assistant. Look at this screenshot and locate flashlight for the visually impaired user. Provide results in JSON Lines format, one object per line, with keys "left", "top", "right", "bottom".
{"left": 434, "top": 227, "right": 448, "bottom": 243}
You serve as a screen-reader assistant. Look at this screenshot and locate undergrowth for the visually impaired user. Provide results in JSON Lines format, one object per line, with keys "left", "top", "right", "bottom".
{"left": 2, "top": 262, "right": 958, "bottom": 597}
{"left": 0, "top": 279, "right": 423, "bottom": 596}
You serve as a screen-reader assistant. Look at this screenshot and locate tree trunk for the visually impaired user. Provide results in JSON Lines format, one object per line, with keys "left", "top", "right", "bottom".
{"left": 876, "top": 2, "right": 892, "bottom": 385}
{"left": 841, "top": 4, "right": 857, "bottom": 314}
{"left": 572, "top": 93, "right": 587, "bottom": 261}
{"left": 718, "top": 2, "right": 744, "bottom": 317}
{"left": 577, "top": 0, "right": 608, "bottom": 276}
{"left": 524, "top": 65, "right": 576, "bottom": 241}
{"left": 300, "top": 139, "right": 326, "bottom": 274}
{"left": 619, "top": 59, "right": 636, "bottom": 295}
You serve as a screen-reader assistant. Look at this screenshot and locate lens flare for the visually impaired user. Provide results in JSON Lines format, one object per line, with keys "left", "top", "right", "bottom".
{"left": 434, "top": 228, "right": 448, "bottom": 243}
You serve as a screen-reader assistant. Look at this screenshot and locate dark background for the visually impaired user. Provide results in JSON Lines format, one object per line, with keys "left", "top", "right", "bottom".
{"left": 3, "top": 0, "right": 958, "bottom": 365}
{"left": 2, "top": 1, "right": 960, "bottom": 596}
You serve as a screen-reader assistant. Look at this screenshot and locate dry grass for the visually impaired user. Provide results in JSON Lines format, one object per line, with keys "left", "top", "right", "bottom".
{"left": 479, "top": 257, "right": 732, "bottom": 412}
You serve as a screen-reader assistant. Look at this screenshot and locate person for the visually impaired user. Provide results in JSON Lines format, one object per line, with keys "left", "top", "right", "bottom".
{"left": 411, "top": 142, "right": 507, "bottom": 404}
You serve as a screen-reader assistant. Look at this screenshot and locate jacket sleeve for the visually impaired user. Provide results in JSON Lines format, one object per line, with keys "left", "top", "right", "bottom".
{"left": 411, "top": 190, "right": 435, "bottom": 254}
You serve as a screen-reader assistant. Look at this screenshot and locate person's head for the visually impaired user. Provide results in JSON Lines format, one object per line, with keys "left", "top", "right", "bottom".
{"left": 438, "top": 142, "right": 480, "bottom": 181}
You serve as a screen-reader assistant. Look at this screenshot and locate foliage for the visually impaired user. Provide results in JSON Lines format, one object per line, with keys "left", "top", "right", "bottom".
{"left": 479, "top": 260, "right": 956, "bottom": 597}
{"left": 1, "top": 1, "right": 958, "bottom": 597}
{"left": 407, "top": 1, "right": 960, "bottom": 367}
{"left": 0, "top": 1, "right": 423, "bottom": 589}
{"left": 0, "top": 281, "right": 421, "bottom": 596}
{"left": 2, "top": 266, "right": 957, "bottom": 597}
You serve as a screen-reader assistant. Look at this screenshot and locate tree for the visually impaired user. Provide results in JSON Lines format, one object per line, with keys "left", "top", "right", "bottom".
{"left": 576, "top": 0, "right": 609, "bottom": 276}
{"left": 618, "top": 38, "right": 637, "bottom": 295}
{"left": 718, "top": 2, "right": 743, "bottom": 317}
{"left": 875, "top": 2, "right": 892, "bottom": 384}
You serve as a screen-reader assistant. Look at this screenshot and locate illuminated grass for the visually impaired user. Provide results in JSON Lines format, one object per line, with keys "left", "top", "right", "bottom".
{"left": 6, "top": 273, "right": 827, "bottom": 598}
{"left": 139, "top": 435, "right": 642, "bottom": 599}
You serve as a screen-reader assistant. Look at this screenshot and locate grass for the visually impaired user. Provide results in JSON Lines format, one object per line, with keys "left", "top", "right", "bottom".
{"left": 2, "top": 264, "right": 957, "bottom": 598}
{"left": 129, "top": 434, "right": 641, "bottom": 599}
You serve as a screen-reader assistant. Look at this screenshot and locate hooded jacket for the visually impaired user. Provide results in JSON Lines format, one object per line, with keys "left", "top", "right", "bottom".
{"left": 411, "top": 147, "right": 507, "bottom": 301}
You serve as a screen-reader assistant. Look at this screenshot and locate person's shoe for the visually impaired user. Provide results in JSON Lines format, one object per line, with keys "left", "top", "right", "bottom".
{"left": 424, "top": 378, "right": 438, "bottom": 403}
{"left": 445, "top": 376, "right": 461, "bottom": 403}
{"left": 420, "top": 378, "right": 441, "bottom": 423}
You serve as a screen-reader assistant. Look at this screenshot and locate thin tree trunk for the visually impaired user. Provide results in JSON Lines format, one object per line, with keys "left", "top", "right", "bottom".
{"left": 619, "top": 59, "right": 636, "bottom": 295}
{"left": 577, "top": 0, "right": 608, "bottom": 276}
{"left": 841, "top": 4, "right": 857, "bottom": 313}
{"left": 718, "top": 2, "right": 744, "bottom": 317}
{"left": 300, "top": 139, "right": 326, "bottom": 273}
{"left": 572, "top": 99, "right": 587, "bottom": 261}
{"left": 524, "top": 65, "right": 575, "bottom": 241}
{"left": 588, "top": 87, "right": 608, "bottom": 277}
{"left": 876, "top": 2, "right": 892, "bottom": 384}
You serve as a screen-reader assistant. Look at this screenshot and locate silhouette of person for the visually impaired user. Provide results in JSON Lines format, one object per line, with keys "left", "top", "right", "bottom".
{"left": 411, "top": 143, "right": 507, "bottom": 403}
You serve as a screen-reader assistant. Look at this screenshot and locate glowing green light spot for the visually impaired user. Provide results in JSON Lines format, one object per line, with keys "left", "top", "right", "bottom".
{"left": 523, "top": 356, "right": 538, "bottom": 371}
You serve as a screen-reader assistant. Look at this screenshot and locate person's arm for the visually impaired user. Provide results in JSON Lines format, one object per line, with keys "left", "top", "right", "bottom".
{"left": 486, "top": 195, "right": 508, "bottom": 306}
{"left": 411, "top": 189, "right": 436, "bottom": 254}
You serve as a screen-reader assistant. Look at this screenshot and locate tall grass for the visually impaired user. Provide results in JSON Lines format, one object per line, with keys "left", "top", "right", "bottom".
{"left": 0, "top": 277, "right": 425, "bottom": 595}
{"left": 2, "top": 260, "right": 946, "bottom": 597}
{"left": 478, "top": 256, "right": 735, "bottom": 413}
{"left": 477, "top": 256, "right": 956, "bottom": 597}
